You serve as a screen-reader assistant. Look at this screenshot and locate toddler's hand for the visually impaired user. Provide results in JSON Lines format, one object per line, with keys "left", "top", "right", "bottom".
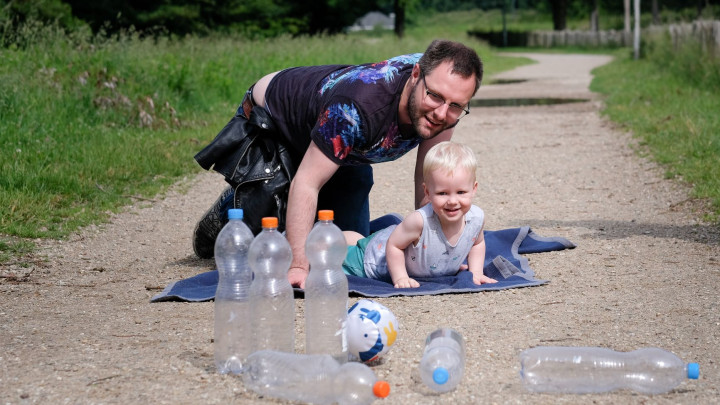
{"left": 393, "top": 277, "right": 420, "bottom": 289}
{"left": 472, "top": 272, "right": 497, "bottom": 285}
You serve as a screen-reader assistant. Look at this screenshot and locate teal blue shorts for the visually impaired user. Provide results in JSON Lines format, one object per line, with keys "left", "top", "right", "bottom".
{"left": 342, "top": 233, "right": 375, "bottom": 278}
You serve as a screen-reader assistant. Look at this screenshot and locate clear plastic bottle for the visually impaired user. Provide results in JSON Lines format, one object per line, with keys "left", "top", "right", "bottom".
{"left": 519, "top": 346, "right": 700, "bottom": 394}
{"left": 248, "top": 217, "right": 295, "bottom": 353}
{"left": 243, "top": 350, "right": 390, "bottom": 405}
{"left": 304, "top": 210, "right": 349, "bottom": 363}
{"left": 420, "top": 328, "right": 466, "bottom": 392}
{"left": 213, "top": 208, "right": 255, "bottom": 374}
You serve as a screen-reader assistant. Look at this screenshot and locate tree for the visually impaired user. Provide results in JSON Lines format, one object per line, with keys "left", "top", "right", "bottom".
{"left": 291, "top": 0, "right": 377, "bottom": 35}
{"left": 548, "top": 0, "right": 567, "bottom": 30}
{"left": 590, "top": 0, "right": 599, "bottom": 31}
{"left": 391, "top": 0, "right": 418, "bottom": 39}
{"left": 394, "top": 0, "right": 405, "bottom": 38}
{"left": 624, "top": 0, "right": 631, "bottom": 32}
{"left": 651, "top": 0, "right": 659, "bottom": 24}
{"left": 1, "top": 0, "right": 83, "bottom": 30}
{"left": 59, "top": 0, "right": 380, "bottom": 37}
{"left": 696, "top": 0, "right": 710, "bottom": 18}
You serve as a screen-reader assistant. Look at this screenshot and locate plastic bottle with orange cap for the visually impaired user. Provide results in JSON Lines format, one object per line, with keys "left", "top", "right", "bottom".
{"left": 304, "top": 209, "right": 350, "bottom": 364}
{"left": 248, "top": 216, "right": 295, "bottom": 353}
{"left": 243, "top": 350, "right": 390, "bottom": 405}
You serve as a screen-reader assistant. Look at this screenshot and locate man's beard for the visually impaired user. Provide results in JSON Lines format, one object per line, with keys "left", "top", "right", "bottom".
{"left": 407, "top": 80, "right": 448, "bottom": 140}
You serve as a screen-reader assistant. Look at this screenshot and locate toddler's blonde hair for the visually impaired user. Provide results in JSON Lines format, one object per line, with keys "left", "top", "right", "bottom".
{"left": 422, "top": 141, "right": 477, "bottom": 181}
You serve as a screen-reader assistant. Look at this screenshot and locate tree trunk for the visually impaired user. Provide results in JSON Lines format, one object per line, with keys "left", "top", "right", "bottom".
{"left": 634, "top": 0, "right": 641, "bottom": 60}
{"left": 652, "top": 0, "right": 660, "bottom": 25}
{"left": 394, "top": 0, "right": 405, "bottom": 39}
{"left": 590, "top": 0, "right": 599, "bottom": 32}
{"left": 696, "top": 0, "right": 707, "bottom": 19}
{"left": 624, "top": 0, "right": 631, "bottom": 33}
{"left": 549, "top": 0, "right": 567, "bottom": 31}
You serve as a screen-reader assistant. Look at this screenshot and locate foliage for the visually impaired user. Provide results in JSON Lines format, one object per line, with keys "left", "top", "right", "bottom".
{"left": 591, "top": 40, "right": 720, "bottom": 220}
{"left": 0, "top": 0, "right": 82, "bottom": 28}
{"left": 8, "top": 0, "right": 381, "bottom": 37}
{"left": 4, "top": 0, "right": 718, "bottom": 40}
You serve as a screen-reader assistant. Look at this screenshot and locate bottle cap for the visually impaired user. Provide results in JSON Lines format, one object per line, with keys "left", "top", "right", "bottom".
{"left": 317, "top": 210, "right": 334, "bottom": 221}
{"left": 373, "top": 380, "right": 390, "bottom": 398}
{"left": 228, "top": 209, "right": 243, "bottom": 220}
{"left": 687, "top": 363, "right": 700, "bottom": 379}
{"left": 433, "top": 367, "right": 449, "bottom": 385}
{"left": 262, "top": 217, "right": 278, "bottom": 228}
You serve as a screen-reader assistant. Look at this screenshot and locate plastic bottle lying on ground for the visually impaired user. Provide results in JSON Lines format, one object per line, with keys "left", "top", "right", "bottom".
{"left": 419, "top": 328, "right": 466, "bottom": 392}
{"left": 243, "top": 350, "right": 390, "bottom": 405}
{"left": 519, "top": 346, "right": 700, "bottom": 394}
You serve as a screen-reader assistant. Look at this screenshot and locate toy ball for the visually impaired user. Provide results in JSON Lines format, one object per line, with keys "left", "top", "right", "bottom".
{"left": 346, "top": 299, "right": 399, "bottom": 363}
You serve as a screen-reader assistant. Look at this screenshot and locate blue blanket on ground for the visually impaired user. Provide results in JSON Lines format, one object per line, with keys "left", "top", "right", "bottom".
{"left": 150, "top": 226, "right": 574, "bottom": 302}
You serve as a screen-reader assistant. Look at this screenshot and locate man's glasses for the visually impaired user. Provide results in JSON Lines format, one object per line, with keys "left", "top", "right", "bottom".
{"left": 421, "top": 73, "right": 470, "bottom": 120}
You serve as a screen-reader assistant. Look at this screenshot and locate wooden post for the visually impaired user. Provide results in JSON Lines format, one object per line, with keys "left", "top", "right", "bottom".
{"left": 624, "top": 0, "right": 631, "bottom": 33}
{"left": 502, "top": 0, "right": 508, "bottom": 47}
{"left": 590, "top": 0, "right": 599, "bottom": 32}
{"left": 634, "top": 0, "right": 641, "bottom": 60}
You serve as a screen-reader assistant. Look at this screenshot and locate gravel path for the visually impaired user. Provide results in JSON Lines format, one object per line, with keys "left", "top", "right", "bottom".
{"left": 2, "top": 53, "right": 718, "bottom": 405}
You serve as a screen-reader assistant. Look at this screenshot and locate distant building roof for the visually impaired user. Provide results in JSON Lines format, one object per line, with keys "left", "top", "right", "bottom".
{"left": 348, "top": 11, "right": 395, "bottom": 31}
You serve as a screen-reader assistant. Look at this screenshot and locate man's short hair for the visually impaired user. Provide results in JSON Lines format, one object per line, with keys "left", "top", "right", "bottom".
{"left": 418, "top": 39, "right": 483, "bottom": 95}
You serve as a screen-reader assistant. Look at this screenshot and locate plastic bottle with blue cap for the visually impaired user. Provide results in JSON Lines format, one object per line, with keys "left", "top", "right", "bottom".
{"left": 419, "top": 328, "right": 466, "bottom": 392}
{"left": 213, "top": 208, "right": 255, "bottom": 374}
{"left": 519, "top": 346, "right": 700, "bottom": 394}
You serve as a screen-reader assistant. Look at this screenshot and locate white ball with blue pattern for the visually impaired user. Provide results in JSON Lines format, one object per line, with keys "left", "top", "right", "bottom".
{"left": 346, "top": 299, "right": 399, "bottom": 363}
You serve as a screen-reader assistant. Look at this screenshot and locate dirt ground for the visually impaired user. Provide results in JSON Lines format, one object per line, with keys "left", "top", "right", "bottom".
{"left": 2, "top": 53, "right": 719, "bottom": 405}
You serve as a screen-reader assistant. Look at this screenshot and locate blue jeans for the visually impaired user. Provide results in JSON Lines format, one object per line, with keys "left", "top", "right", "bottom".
{"left": 318, "top": 164, "right": 373, "bottom": 236}
{"left": 220, "top": 164, "right": 399, "bottom": 237}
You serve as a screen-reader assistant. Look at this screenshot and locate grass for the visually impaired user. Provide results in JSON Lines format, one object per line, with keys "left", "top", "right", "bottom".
{"left": 591, "top": 43, "right": 720, "bottom": 221}
{"left": 463, "top": 7, "right": 626, "bottom": 32}
{"left": 0, "top": 13, "right": 531, "bottom": 263}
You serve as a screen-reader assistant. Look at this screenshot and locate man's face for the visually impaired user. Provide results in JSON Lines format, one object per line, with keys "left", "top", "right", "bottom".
{"left": 407, "top": 61, "right": 476, "bottom": 140}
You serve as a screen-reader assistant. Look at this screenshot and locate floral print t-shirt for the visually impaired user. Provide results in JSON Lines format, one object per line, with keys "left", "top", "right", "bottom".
{"left": 264, "top": 53, "right": 423, "bottom": 166}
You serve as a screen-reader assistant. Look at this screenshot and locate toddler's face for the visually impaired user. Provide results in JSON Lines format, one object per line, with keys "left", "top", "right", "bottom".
{"left": 423, "top": 167, "right": 477, "bottom": 224}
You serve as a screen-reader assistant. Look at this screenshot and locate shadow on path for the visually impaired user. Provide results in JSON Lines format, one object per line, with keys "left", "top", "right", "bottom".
{"left": 520, "top": 219, "right": 720, "bottom": 246}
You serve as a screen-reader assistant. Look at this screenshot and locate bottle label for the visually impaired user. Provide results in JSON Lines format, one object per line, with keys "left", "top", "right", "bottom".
{"left": 340, "top": 319, "right": 348, "bottom": 352}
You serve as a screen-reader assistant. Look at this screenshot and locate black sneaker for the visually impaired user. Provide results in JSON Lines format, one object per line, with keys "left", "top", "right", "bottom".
{"left": 192, "top": 186, "right": 234, "bottom": 259}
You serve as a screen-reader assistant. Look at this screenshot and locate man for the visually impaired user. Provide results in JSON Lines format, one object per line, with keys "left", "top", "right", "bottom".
{"left": 193, "top": 39, "right": 483, "bottom": 288}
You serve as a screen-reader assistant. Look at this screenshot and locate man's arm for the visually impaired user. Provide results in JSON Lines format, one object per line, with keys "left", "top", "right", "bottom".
{"left": 386, "top": 211, "right": 424, "bottom": 288}
{"left": 414, "top": 129, "right": 454, "bottom": 208}
{"left": 286, "top": 141, "right": 339, "bottom": 288}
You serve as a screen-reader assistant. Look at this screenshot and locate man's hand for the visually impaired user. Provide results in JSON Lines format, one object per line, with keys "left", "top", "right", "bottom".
{"left": 285, "top": 141, "right": 339, "bottom": 291}
{"left": 393, "top": 277, "right": 420, "bottom": 289}
{"left": 288, "top": 266, "right": 309, "bottom": 289}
